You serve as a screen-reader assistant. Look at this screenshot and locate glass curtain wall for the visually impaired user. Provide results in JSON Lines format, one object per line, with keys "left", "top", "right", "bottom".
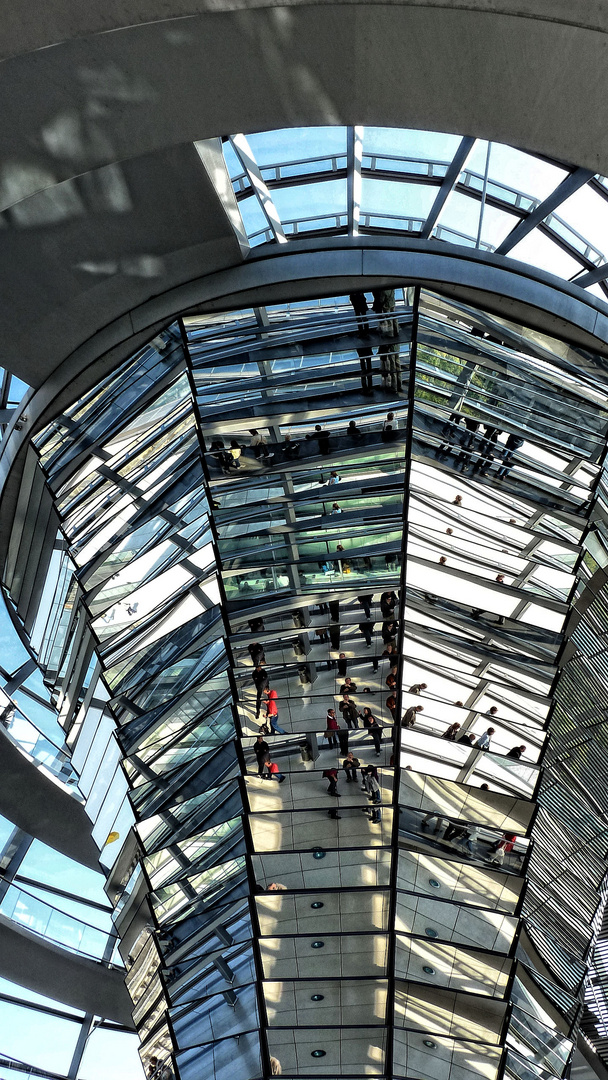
{"left": 19, "top": 284, "right": 608, "bottom": 1079}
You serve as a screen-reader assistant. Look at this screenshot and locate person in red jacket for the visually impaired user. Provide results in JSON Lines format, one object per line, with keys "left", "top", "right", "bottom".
{"left": 322, "top": 767, "right": 340, "bottom": 796}
{"left": 264, "top": 687, "right": 286, "bottom": 734}
{"left": 321, "top": 768, "right": 341, "bottom": 794}
{"left": 263, "top": 756, "right": 286, "bottom": 783}
{"left": 325, "top": 708, "right": 340, "bottom": 748}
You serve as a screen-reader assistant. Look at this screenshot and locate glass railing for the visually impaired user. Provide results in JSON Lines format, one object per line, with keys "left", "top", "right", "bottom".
{"left": 0, "top": 883, "right": 118, "bottom": 963}
{"left": 1, "top": 705, "right": 81, "bottom": 795}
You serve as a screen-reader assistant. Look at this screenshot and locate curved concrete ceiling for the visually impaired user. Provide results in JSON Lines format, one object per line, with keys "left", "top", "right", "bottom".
{"left": 2, "top": 0, "right": 608, "bottom": 386}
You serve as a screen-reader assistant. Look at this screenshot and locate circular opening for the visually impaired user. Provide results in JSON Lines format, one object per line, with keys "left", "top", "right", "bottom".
{"left": 311, "top": 901, "right": 324, "bottom": 909}
{"left": 425, "top": 927, "right": 438, "bottom": 938}
{"left": 310, "top": 994, "right": 324, "bottom": 1002}
{"left": 428, "top": 878, "right": 441, "bottom": 888}
{"left": 311, "top": 940, "right": 325, "bottom": 948}
{"left": 423, "top": 965, "right": 436, "bottom": 975}
{"left": 311, "top": 1050, "right": 326, "bottom": 1058}
{"left": 423, "top": 1039, "right": 437, "bottom": 1049}
{"left": 312, "top": 848, "right": 326, "bottom": 860}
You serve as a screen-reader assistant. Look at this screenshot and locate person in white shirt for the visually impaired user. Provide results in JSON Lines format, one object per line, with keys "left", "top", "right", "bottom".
{"left": 456, "top": 824, "right": 480, "bottom": 855}
{"left": 249, "top": 428, "right": 273, "bottom": 460}
{"left": 476, "top": 727, "right": 495, "bottom": 750}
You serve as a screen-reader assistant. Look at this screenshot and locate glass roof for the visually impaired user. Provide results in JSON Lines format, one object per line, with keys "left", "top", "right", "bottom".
{"left": 221, "top": 126, "right": 608, "bottom": 299}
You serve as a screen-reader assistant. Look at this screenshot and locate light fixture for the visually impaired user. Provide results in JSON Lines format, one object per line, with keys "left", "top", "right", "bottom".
{"left": 423, "top": 1039, "right": 437, "bottom": 1049}
{"left": 311, "top": 901, "right": 324, "bottom": 909}
{"left": 423, "top": 965, "right": 436, "bottom": 975}
{"left": 311, "top": 1050, "right": 326, "bottom": 1058}
{"left": 428, "top": 878, "right": 441, "bottom": 889}
{"left": 425, "top": 927, "right": 438, "bottom": 938}
{"left": 312, "top": 848, "right": 326, "bottom": 860}
{"left": 311, "top": 994, "right": 324, "bottom": 1001}
{"left": 311, "top": 940, "right": 325, "bottom": 948}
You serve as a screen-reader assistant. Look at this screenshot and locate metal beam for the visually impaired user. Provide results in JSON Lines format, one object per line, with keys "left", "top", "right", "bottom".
{"left": 495, "top": 167, "right": 594, "bottom": 255}
{"left": 571, "top": 262, "right": 608, "bottom": 289}
{"left": 347, "top": 126, "right": 363, "bottom": 237}
{"left": 420, "top": 136, "right": 475, "bottom": 239}
{"left": 230, "top": 134, "right": 287, "bottom": 244}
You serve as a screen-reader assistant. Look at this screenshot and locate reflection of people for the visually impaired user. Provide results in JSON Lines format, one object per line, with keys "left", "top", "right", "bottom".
{"left": 408, "top": 682, "right": 427, "bottom": 694}
{"left": 267, "top": 883, "right": 287, "bottom": 892}
{"left": 282, "top": 434, "right": 300, "bottom": 458}
{"left": 343, "top": 752, "right": 360, "bottom": 782}
{"left": 315, "top": 424, "right": 331, "bottom": 455}
{"left": 455, "top": 824, "right": 480, "bottom": 855}
{"left": 441, "top": 722, "right": 460, "bottom": 741}
{"left": 264, "top": 757, "right": 286, "bottom": 783}
{"left": 254, "top": 735, "right": 269, "bottom": 776}
{"left": 368, "top": 717, "right": 383, "bottom": 755}
{"left": 325, "top": 708, "right": 340, "bottom": 748}
{"left": 490, "top": 832, "right": 517, "bottom": 864}
{"left": 248, "top": 642, "right": 265, "bottom": 666}
{"left": 366, "top": 772, "right": 382, "bottom": 823}
{"left": 147, "top": 1058, "right": 172, "bottom": 1080}
{"left": 386, "top": 666, "right": 398, "bottom": 691}
{"left": 380, "top": 591, "right": 397, "bottom": 617}
{"left": 507, "top": 745, "right": 526, "bottom": 759}
{"left": 264, "top": 688, "right": 286, "bottom": 735}
{"left": 339, "top": 695, "right": 359, "bottom": 730}
{"left": 402, "top": 705, "right": 423, "bottom": 727}
{"left": 249, "top": 428, "right": 273, "bottom": 460}
{"left": 421, "top": 812, "right": 444, "bottom": 835}
{"left": 476, "top": 727, "right": 495, "bottom": 750}
{"left": 323, "top": 767, "right": 340, "bottom": 796}
{"left": 349, "top": 290, "right": 370, "bottom": 335}
{"left": 252, "top": 664, "right": 269, "bottom": 718}
{"left": 270, "top": 1056, "right": 282, "bottom": 1075}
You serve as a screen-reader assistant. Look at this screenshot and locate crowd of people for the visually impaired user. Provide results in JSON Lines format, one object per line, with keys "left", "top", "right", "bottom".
{"left": 437, "top": 412, "right": 525, "bottom": 481}
{"left": 207, "top": 408, "right": 405, "bottom": 478}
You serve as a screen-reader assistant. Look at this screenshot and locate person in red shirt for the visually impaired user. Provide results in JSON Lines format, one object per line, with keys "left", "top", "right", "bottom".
{"left": 325, "top": 708, "right": 340, "bottom": 748}
{"left": 322, "top": 767, "right": 340, "bottom": 797}
{"left": 263, "top": 756, "right": 286, "bottom": 783}
{"left": 263, "top": 688, "right": 286, "bottom": 734}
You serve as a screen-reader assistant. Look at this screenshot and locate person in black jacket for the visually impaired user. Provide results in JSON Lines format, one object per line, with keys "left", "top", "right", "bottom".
{"left": 357, "top": 594, "right": 373, "bottom": 619}
{"left": 339, "top": 695, "right": 359, "bottom": 730}
{"left": 248, "top": 642, "right": 265, "bottom": 666}
{"left": 251, "top": 664, "right": 269, "bottom": 718}
{"left": 496, "top": 433, "right": 524, "bottom": 479}
{"left": 253, "top": 734, "right": 270, "bottom": 776}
